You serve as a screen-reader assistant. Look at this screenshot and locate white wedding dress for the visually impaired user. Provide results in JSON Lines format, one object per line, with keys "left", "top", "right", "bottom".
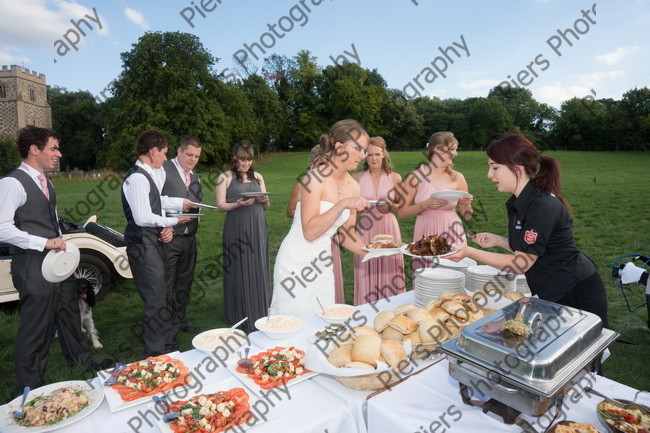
{"left": 271, "top": 201, "right": 350, "bottom": 319}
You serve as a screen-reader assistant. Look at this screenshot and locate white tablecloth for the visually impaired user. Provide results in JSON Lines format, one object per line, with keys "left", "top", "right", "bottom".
{"left": 3, "top": 290, "right": 646, "bottom": 433}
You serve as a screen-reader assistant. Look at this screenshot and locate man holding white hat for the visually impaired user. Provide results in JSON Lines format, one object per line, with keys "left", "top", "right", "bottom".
{"left": 0, "top": 126, "right": 96, "bottom": 392}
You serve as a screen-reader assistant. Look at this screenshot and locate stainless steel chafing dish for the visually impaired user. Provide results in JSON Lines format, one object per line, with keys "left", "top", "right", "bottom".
{"left": 439, "top": 297, "right": 619, "bottom": 416}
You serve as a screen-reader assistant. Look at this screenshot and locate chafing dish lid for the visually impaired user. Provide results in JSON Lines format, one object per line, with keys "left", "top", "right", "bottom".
{"left": 443, "top": 298, "right": 603, "bottom": 381}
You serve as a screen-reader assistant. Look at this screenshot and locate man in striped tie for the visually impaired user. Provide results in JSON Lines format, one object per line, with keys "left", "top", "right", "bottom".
{"left": 0, "top": 125, "right": 97, "bottom": 392}
{"left": 161, "top": 136, "right": 203, "bottom": 343}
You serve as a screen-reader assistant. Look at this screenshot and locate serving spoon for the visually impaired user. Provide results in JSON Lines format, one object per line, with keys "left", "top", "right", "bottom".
{"left": 230, "top": 316, "right": 248, "bottom": 330}
{"left": 315, "top": 297, "right": 326, "bottom": 314}
{"left": 12, "top": 386, "right": 30, "bottom": 419}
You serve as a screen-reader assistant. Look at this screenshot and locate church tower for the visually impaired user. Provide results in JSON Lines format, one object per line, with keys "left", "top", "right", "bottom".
{"left": 0, "top": 65, "right": 52, "bottom": 138}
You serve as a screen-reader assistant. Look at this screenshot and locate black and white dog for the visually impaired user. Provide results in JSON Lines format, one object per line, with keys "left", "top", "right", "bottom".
{"left": 76, "top": 278, "right": 103, "bottom": 349}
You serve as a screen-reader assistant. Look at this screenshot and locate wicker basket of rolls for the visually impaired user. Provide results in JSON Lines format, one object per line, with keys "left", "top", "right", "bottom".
{"left": 329, "top": 326, "right": 409, "bottom": 390}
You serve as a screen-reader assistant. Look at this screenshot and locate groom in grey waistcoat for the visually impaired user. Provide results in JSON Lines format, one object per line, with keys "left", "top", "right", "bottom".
{"left": 161, "top": 136, "right": 203, "bottom": 340}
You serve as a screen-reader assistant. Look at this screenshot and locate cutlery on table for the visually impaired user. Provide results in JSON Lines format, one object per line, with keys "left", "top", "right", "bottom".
{"left": 103, "top": 362, "right": 126, "bottom": 386}
{"left": 12, "top": 386, "right": 31, "bottom": 419}
{"left": 153, "top": 395, "right": 180, "bottom": 422}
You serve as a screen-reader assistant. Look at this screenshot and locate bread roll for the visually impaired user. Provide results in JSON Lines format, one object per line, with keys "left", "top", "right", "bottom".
{"left": 439, "top": 291, "right": 458, "bottom": 302}
{"left": 373, "top": 310, "right": 395, "bottom": 332}
{"left": 402, "top": 330, "right": 422, "bottom": 344}
{"left": 505, "top": 291, "right": 525, "bottom": 301}
{"left": 388, "top": 315, "right": 417, "bottom": 334}
{"left": 393, "top": 303, "right": 415, "bottom": 315}
{"left": 441, "top": 301, "right": 468, "bottom": 320}
{"left": 419, "top": 318, "right": 449, "bottom": 344}
{"left": 380, "top": 340, "right": 407, "bottom": 369}
{"left": 345, "top": 361, "right": 376, "bottom": 370}
{"left": 451, "top": 293, "right": 473, "bottom": 304}
{"left": 406, "top": 307, "right": 433, "bottom": 323}
{"left": 327, "top": 343, "right": 353, "bottom": 367}
{"left": 382, "top": 326, "right": 404, "bottom": 341}
{"left": 371, "top": 234, "right": 393, "bottom": 243}
{"left": 430, "top": 307, "right": 450, "bottom": 323}
{"left": 350, "top": 326, "right": 379, "bottom": 339}
{"left": 351, "top": 334, "right": 382, "bottom": 366}
{"left": 484, "top": 284, "right": 504, "bottom": 296}
{"left": 424, "top": 298, "right": 444, "bottom": 311}
{"left": 471, "top": 289, "right": 489, "bottom": 307}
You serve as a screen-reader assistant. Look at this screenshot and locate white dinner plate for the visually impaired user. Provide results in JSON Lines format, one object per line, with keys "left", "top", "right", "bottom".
{"left": 0, "top": 380, "right": 104, "bottom": 432}
{"left": 41, "top": 242, "right": 80, "bottom": 283}
{"left": 188, "top": 201, "right": 219, "bottom": 209}
{"left": 148, "top": 377, "right": 273, "bottom": 433}
{"left": 241, "top": 192, "right": 270, "bottom": 197}
{"left": 226, "top": 347, "right": 318, "bottom": 396}
{"left": 166, "top": 213, "right": 203, "bottom": 218}
{"left": 368, "top": 199, "right": 392, "bottom": 206}
{"left": 98, "top": 352, "right": 197, "bottom": 412}
{"left": 430, "top": 190, "right": 469, "bottom": 201}
{"left": 362, "top": 246, "right": 403, "bottom": 253}
{"left": 400, "top": 243, "right": 458, "bottom": 259}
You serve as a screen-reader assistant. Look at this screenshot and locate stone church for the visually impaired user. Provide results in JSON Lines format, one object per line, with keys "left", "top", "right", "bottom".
{"left": 0, "top": 65, "right": 52, "bottom": 138}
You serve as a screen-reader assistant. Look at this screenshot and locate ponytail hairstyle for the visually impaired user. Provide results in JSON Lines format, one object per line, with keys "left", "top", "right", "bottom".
{"left": 426, "top": 131, "right": 457, "bottom": 181}
{"left": 486, "top": 133, "right": 570, "bottom": 212}
{"left": 318, "top": 119, "right": 369, "bottom": 161}
{"left": 363, "top": 136, "right": 393, "bottom": 174}
{"left": 230, "top": 140, "right": 256, "bottom": 183}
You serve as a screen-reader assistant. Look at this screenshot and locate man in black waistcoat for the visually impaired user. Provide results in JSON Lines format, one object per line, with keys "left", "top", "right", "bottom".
{"left": 160, "top": 136, "right": 203, "bottom": 339}
{"left": 121, "top": 130, "right": 192, "bottom": 357}
{"left": 0, "top": 126, "right": 94, "bottom": 391}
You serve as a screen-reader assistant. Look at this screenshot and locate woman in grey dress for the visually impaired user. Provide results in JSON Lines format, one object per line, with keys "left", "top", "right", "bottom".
{"left": 216, "top": 140, "right": 270, "bottom": 330}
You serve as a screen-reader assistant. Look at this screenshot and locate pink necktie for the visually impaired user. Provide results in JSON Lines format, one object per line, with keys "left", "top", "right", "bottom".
{"left": 184, "top": 171, "right": 191, "bottom": 189}
{"left": 38, "top": 174, "right": 50, "bottom": 200}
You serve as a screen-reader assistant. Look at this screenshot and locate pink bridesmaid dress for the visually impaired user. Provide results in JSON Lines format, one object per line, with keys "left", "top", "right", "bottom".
{"left": 412, "top": 173, "right": 467, "bottom": 272}
{"left": 353, "top": 171, "right": 405, "bottom": 305}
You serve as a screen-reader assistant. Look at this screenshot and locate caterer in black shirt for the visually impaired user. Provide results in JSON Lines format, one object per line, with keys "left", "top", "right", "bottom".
{"left": 448, "top": 134, "right": 609, "bottom": 327}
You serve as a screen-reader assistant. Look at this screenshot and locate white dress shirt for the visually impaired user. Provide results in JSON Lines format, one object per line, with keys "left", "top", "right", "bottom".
{"left": 122, "top": 160, "right": 183, "bottom": 228}
{"left": 0, "top": 163, "right": 59, "bottom": 251}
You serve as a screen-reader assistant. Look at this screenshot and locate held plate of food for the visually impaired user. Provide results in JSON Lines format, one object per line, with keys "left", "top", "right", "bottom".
{"left": 368, "top": 199, "right": 393, "bottom": 206}
{"left": 1, "top": 381, "right": 104, "bottom": 432}
{"left": 240, "top": 192, "right": 270, "bottom": 197}
{"left": 362, "top": 235, "right": 404, "bottom": 262}
{"left": 401, "top": 234, "right": 457, "bottom": 258}
{"left": 430, "top": 190, "right": 469, "bottom": 201}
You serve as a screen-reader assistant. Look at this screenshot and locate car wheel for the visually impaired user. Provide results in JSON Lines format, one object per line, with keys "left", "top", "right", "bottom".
{"left": 76, "top": 253, "right": 112, "bottom": 301}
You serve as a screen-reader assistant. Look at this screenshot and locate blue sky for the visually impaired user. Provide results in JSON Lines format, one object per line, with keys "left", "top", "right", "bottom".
{"left": 0, "top": 0, "right": 648, "bottom": 107}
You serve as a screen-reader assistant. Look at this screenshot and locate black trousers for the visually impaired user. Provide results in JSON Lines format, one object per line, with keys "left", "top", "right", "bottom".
{"left": 556, "top": 271, "right": 610, "bottom": 328}
{"left": 12, "top": 252, "right": 92, "bottom": 391}
{"left": 126, "top": 242, "right": 174, "bottom": 357}
{"left": 165, "top": 234, "right": 197, "bottom": 337}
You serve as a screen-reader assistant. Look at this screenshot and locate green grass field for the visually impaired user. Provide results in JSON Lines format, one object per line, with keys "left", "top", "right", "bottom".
{"left": 1, "top": 150, "right": 648, "bottom": 404}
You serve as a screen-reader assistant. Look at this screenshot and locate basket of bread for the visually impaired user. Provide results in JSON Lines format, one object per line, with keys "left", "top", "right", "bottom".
{"left": 305, "top": 325, "right": 411, "bottom": 391}
{"left": 372, "top": 292, "right": 497, "bottom": 360}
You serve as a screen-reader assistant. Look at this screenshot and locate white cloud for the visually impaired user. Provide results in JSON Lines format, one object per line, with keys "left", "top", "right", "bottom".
{"left": 0, "top": 0, "right": 108, "bottom": 51}
{"left": 533, "top": 84, "right": 594, "bottom": 108}
{"left": 457, "top": 78, "right": 501, "bottom": 90}
{"left": 124, "top": 8, "right": 149, "bottom": 29}
{"left": 596, "top": 46, "right": 639, "bottom": 65}
{"left": 0, "top": 50, "right": 30, "bottom": 64}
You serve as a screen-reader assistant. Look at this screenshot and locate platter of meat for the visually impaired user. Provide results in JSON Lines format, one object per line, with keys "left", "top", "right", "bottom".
{"left": 401, "top": 235, "right": 456, "bottom": 258}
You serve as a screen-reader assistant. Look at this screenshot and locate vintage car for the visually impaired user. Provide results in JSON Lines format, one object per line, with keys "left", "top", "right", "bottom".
{"left": 0, "top": 216, "right": 132, "bottom": 303}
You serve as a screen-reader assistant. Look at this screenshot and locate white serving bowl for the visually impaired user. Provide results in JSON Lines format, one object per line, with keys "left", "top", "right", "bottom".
{"left": 192, "top": 328, "right": 247, "bottom": 354}
{"left": 316, "top": 304, "right": 357, "bottom": 324}
{"left": 254, "top": 315, "right": 304, "bottom": 340}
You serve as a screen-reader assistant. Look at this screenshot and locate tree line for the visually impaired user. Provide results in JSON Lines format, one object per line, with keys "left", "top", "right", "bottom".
{"left": 3, "top": 31, "right": 648, "bottom": 174}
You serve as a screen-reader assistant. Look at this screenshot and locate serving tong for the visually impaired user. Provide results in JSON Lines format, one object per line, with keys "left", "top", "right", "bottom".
{"left": 237, "top": 347, "right": 251, "bottom": 369}
{"left": 152, "top": 395, "right": 180, "bottom": 422}
{"left": 103, "top": 362, "right": 126, "bottom": 386}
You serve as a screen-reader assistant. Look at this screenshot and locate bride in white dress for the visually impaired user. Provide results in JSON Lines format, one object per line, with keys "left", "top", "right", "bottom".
{"left": 271, "top": 120, "right": 371, "bottom": 319}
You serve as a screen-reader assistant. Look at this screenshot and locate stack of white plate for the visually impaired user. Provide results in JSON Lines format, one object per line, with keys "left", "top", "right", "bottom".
{"left": 413, "top": 268, "right": 465, "bottom": 307}
{"left": 465, "top": 265, "right": 516, "bottom": 293}
{"left": 516, "top": 274, "right": 532, "bottom": 296}
{"left": 431, "top": 257, "right": 478, "bottom": 275}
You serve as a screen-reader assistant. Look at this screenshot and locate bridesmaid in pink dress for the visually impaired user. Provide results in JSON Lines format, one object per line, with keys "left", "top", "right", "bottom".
{"left": 398, "top": 132, "right": 474, "bottom": 273}
{"left": 286, "top": 146, "right": 345, "bottom": 303}
{"left": 352, "top": 137, "right": 405, "bottom": 305}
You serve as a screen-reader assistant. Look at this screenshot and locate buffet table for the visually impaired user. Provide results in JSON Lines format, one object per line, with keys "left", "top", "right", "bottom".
{"left": 3, "top": 290, "right": 648, "bottom": 433}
